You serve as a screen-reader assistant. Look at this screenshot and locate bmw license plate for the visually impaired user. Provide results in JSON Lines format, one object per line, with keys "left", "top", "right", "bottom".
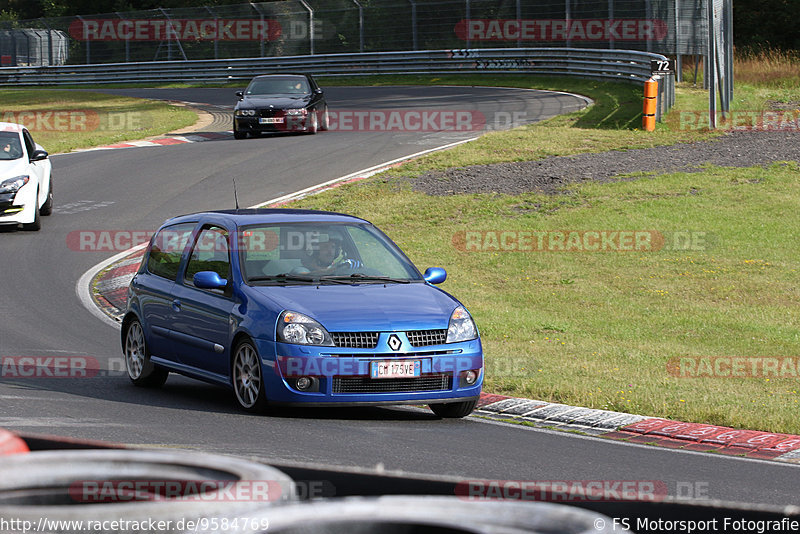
{"left": 259, "top": 117, "right": 284, "bottom": 124}
{"left": 371, "top": 360, "right": 421, "bottom": 379}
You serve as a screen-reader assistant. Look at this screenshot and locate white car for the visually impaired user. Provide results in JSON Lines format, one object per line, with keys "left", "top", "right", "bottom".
{"left": 0, "top": 123, "right": 53, "bottom": 231}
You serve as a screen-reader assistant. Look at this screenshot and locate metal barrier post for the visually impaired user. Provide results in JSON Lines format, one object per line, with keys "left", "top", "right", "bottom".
{"left": 38, "top": 19, "right": 53, "bottom": 66}
{"left": 465, "top": 0, "right": 471, "bottom": 49}
{"left": 565, "top": 0, "right": 571, "bottom": 48}
{"left": 408, "top": 0, "right": 418, "bottom": 51}
{"left": 76, "top": 15, "right": 90, "bottom": 64}
{"left": 352, "top": 0, "right": 365, "bottom": 53}
{"left": 206, "top": 7, "right": 220, "bottom": 60}
{"left": 115, "top": 12, "right": 130, "bottom": 62}
{"left": 299, "top": 0, "right": 314, "bottom": 55}
{"left": 674, "top": 0, "right": 682, "bottom": 82}
{"left": 608, "top": 0, "right": 614, "bottom": 49}
{"left": 250, "top": 3, "right": 266, "bottom": 57}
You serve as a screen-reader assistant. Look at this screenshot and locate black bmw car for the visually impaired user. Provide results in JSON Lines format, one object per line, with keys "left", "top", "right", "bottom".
{"left": 233, "top": 74, "right": 328, "bottom": 139}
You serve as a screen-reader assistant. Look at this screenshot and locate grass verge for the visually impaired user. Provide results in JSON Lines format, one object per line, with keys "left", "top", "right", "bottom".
{"left": 280, "top": 74, "right": 800, "bottom": 435}
{"left": 0, "top": 90, "right": 197, "bottom": 154}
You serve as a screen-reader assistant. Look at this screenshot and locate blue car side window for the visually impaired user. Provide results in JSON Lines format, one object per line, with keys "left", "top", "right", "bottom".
{"left": 146, "top": 223, "right": 195, "bottom": 281}
{"left": 184, "top": 226, "right": 231, "bottom": 285}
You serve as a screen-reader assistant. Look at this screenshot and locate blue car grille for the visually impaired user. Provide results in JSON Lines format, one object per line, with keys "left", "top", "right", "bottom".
{"left": 330, "top": 330, "right": 448, "bottom": 349}
{"left": 326, "top": 350, "right": 457, "bottom": 358}
{"left": 331, "top": 332, "right": 380, "bottom": 349}
{"left": 332, "top": 374, "right": 452, "bottom": 394}
{"left": 406, "top": 329, "right": 448, "bottom": 347}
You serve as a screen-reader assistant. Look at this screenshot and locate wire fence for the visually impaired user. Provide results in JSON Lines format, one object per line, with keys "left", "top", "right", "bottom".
{"left": 0, "top": 0, "right": 712, "bottom": 66}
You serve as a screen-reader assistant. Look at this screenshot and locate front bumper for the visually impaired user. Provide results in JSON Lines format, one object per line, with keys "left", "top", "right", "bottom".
{"left": 0, "top": 184, "right": 36, "bottom": 225}
{"left": 255, "top": 334, "right": 483, "bottom": 405}
{"left": 235, "top": 114, "right": 313, "bottom": 133}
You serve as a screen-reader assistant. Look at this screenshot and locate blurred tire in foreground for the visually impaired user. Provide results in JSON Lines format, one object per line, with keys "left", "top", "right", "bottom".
{"left": 196, "top": 495, "right": 630, "bottom": 534}
{"left": 0, "top": 449, "right": 295, "bottom": 533}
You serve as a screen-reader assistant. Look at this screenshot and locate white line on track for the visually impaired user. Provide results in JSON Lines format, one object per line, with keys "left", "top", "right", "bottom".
{"left": 75, "top": 243, "right": 149, "bottom": 329}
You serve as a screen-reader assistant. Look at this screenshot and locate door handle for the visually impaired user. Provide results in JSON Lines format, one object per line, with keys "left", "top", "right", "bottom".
{"left": 172, "top": 299, "right": 181, "bottom": 312}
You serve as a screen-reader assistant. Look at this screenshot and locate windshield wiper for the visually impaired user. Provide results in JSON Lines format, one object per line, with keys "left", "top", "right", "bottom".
{"left": 248, "top": 273, "right": 352, "bottom": 285}
{"left": 318, "top": 274, "right": 411, "bottom": 284}
{"left": 248, "top": 273, "right": 317, "bottom": 284}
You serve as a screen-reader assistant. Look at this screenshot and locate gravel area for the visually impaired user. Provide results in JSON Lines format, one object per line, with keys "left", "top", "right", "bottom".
{"left": 411, "top": 130, "right": 800, "bottom": 195}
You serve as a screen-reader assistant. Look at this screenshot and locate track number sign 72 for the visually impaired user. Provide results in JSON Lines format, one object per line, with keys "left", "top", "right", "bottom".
{"left": 650, "top": 59, "right": 675, "bottom": 75}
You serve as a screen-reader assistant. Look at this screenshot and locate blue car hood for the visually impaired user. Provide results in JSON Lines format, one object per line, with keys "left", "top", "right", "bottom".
{"left": 250, "top": 283, "right": 458, "bottom": 331}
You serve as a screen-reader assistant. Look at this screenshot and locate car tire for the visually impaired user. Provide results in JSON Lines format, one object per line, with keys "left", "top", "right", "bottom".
{"left": 307, "top": 111, "right": 318, "bottom": 134}
{"left": 232, "top": 339, "right": 268, "bottom": 413}
{"left": 430, "top": 399, "right": 478, "bottom": 418}
{"left": 123, "top": 319, "right": 169, "bottom": 388}
{"left": 40, "top": 178, "right": 53, "bottom": 216}
{"left": 319, "top": 107, "right": 329, "bottom": 131}
{"left": 22, "top": 190, "right": 41, "bottom": 231}
{"left": 233, "top": 121, "right": 247, "bottom": 140}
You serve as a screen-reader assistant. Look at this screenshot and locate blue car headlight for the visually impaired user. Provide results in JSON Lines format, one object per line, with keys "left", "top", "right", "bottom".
{"left": 0, "top": 175, "right": 29, "bottom": 194}
{"left": 446, "top": 306, "right": 477, "bottom": 343}
{"left": 235, "top": 109, "right": 256, "bottom": 116}
{"left": 285, "top": 108, "right": 307, "bottom": 116}
{"left": 277, "top": 311, "right": 334, "bottom": 346}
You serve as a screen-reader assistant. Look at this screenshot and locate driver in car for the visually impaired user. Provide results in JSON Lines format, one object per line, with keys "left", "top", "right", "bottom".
{"left": 301, "top": 238, "right": 362, "bottom": 274}
{"left": 1, "top": 140, "right": 21, "bottom": 159}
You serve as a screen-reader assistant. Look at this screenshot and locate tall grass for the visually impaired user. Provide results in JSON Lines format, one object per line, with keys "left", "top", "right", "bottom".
{"left": 734, "top": 49, "right": 800, "bottom": 88}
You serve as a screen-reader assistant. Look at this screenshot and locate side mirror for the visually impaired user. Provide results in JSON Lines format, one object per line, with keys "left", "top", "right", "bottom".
{"left": 30, "top": 149, "right": 48, "bottom": 162}
{"left": 314, "top": 88, "right": 323, "bottom": 94}
{"left": 235, "top": 91, "right": 244, "bottom": 99}
{"left": 423, "top": 267, "right": 447, "bottom": 285}
{"left": 193, "top": 271, "right": 228, "bottom": 290}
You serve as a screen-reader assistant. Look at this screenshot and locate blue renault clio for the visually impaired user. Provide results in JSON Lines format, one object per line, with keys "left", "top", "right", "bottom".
{"left": 122, "top": 209, "right": 483, "bottom": 417}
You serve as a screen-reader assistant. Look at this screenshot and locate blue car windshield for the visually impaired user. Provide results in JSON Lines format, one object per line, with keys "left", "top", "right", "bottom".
{"left": 239, "top": 223, "right": 423, "bottom": 285}
{"left": 0, "top": 132, "right": 23, "bottom": 161}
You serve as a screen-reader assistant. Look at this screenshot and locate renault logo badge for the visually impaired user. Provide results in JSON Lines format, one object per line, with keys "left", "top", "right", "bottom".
{"left": 388, "top": 334, "right": 402, "bottom": 351}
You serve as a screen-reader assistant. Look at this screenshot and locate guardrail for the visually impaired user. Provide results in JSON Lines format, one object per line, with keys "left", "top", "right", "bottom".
{"left": 0, "top": 48, "right": 675, "bottom": 120}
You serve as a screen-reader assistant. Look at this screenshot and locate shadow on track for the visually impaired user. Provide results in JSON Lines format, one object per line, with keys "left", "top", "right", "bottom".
{"left": 0, "top": 375, "right": 441, "bottom": 422}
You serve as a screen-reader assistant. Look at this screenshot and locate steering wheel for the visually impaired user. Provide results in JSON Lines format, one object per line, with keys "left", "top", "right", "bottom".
{"left": 332, "top": 259, "right": 363, "bottom": 271}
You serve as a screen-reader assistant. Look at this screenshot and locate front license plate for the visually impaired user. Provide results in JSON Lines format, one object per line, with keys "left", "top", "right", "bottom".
{"left": 370, "top": 360, "right": 421, "bottom": 379}
{"left": 259, "top": 117, "right": 284, "bottom": 124}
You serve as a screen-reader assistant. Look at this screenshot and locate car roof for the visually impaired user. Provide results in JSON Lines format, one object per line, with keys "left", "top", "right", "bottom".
{"left": 0, "top": 123, "right": 24, "bottom": 133}
{"left": 251, "top": 73, "right": 311, "bottom": 78}
{"left": 249, "top": 73, "right": 313, "bottom": 82}
{"left": 162, "top": 208, "right": 369, "bottom": 228}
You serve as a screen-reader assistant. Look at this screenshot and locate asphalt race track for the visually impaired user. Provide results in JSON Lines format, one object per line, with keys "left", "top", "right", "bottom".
{"left": 0, "top": 86, "right": 798, "bottom": 506}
